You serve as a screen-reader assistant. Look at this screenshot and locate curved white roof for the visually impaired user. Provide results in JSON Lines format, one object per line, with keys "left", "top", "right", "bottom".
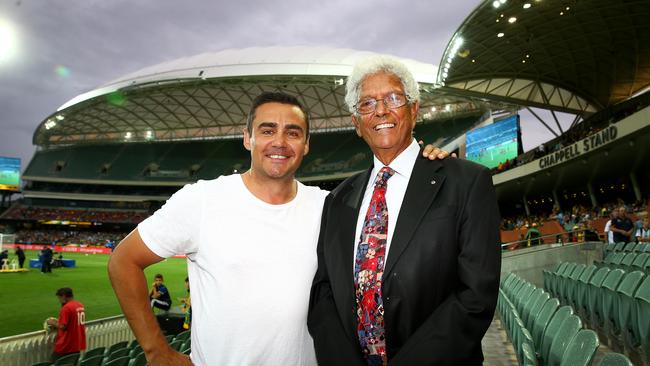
{"left": 38, "top": 46, "right": 485, "bottom": 146}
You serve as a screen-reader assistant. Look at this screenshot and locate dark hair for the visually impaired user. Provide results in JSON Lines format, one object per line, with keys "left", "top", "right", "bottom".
{"left": 246, "top": 92, "right": 310, "bottom": 138}
{"left": 154, "top": 274, "right": 164, "bottom": 280}
{"left": 55, "top": 287, "right": 73, "bottom": 298}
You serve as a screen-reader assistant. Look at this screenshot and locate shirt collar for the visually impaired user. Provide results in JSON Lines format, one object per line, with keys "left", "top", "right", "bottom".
{"left": 372, "top": 138, "right": 420, "bottom": 180}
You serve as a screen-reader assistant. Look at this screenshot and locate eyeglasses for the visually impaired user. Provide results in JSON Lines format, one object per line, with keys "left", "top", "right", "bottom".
{"left": 355, "top": 93, "right": 408, "bottom": 115}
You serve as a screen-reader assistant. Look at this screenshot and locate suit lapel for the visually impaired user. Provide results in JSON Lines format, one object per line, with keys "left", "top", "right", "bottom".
{"left": 383, "top": 157, "right": 445, "bottom": 278}
{"left": 333, "top": 167, "right": 371, "bottom": 336}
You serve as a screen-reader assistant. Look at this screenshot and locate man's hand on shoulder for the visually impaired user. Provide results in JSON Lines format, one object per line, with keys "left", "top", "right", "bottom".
{"left": 419, "top": 141, "right": 456, "bottom": 160}
{"left": 147, "top": 347, "right": 193, "bottom": 366}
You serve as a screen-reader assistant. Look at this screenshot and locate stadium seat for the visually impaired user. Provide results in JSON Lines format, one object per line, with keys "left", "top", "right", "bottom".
{"left": 532, "top": 297, "right": 560, "bottom": 350}
{"left": 559, "top": 329, "right": 599, "bottom": 366}
{"left": 642, "top": 243, "right": 650, "bottom": 253}
{"left": 596, "top": 252, "right": 616, "bottom": 268}
{"left": 521, "top": 342, "right": 536, "bottom": 366}
{"left": 525, "top": 290, "right": 550, "bottom": 330}
{"left": 31, "top": 363, "right": 52, "bottom": 366}
{"left": 521, "top": 287, "right": 544, "bottom": 325}
{"left": 605, "top": 243, "right": 617, "bottom": 256}
{"left": 79, "top": 355, "right": 103, "bottom": 366}
{"left": 544, "top": 263, "right": 565, "bottom": 293}
{"left": 623, "top": 242, "right": 637, "bottom": 252}
{"left": 174, "top": 329, "right": 191, "bottom": 343}
{"left": 632, "top": 253, "right": 650, "bottom": 272}
{"left": 128, "top": 339, "right": 139, "bottom": 349}
{"left": 634, "top": 276, "right": 650, "bottom": 366}
{"left": 575, "top": 264, "right": 597, "bottom": 319}
{"left": 82, "top": 347, "right": 105, "bottom": 360}
{"left": 597, "top": 352, "right": 633, "bottom": 366}
{"left": 586, "top": 267, "right": 611, "bottom": 326}
{"left": 169, "top": 339, "right": 184, "bottom": 352}
{"left": 614, "top": 242, "right": 626, "bottom": 252}
{"left": 104, "top": 356, "right": 130, "bottom": 366}
{"left": 616, "top": 270, "right": 646, "bottom": 354}
{"left": 608, "top": 252, "right": 627, "bottom": 270}
{"left": 165, "top": 334, "right": 175, "bottom": 343}
{"left": 53, "top": 353, "right": 80, "bottom": 366}
{"left": 620, "top": 253, "right": 637, "bottom": 270}
{"left": 106, "top": 347, "right": 130, "bottom": 362}
{"left": 599, "top": 269, "right": 626, "bottom": 335}
{"left": 180, "top": 339, "right": 191, "bottom": 354}
{"left": 557, "top": 263, "right": 577, "bottom": 301}
{"left": 547, "top": 314, "right": 582, "bottom": 366}
{"left": 633, "top": 243, "right": 646, "bottom": 252}
{"left": 128, "top": 344, "right": 143, "bottom": 358}
{"left": 105, "top": 341, "right": 128, "bottom": 356}
{"left": 515, "top": 283, "right": 535, "bottom": 311}
{"left": 540, "top": 305, "right": 573, "bottom": 363}
{"left": 130, "top": 352, "right": 147, "bottom": 366}
{"left": 564, "top": 263, "right": 585, "bottom": 306}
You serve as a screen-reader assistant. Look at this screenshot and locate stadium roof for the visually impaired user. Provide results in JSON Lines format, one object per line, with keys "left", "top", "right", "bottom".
{"left": 437, "top": 0, "right": 650, "bottom": 115}
{"left": 34, "top": 46, "right": 488, "bottom": 147}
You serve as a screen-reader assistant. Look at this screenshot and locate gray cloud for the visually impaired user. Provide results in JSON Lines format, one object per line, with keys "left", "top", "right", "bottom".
{"left": 1, "top": 0, "right": 560, "bottom": 171}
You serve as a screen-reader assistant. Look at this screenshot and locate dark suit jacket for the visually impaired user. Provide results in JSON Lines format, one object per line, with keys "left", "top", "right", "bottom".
{"left": 308, "top": 154, "right": 501, "bottom": 366}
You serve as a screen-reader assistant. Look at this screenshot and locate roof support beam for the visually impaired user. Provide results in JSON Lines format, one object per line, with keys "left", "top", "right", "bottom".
{"left": 525, "top": 107, "right": 559, "bottom": 137}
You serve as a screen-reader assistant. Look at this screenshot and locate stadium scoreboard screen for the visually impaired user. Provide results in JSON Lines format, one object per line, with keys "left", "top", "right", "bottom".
{"left": 465, "top": 115, "right": 522, "bottom": 169}
{"left": 0, "top": 156, "right": 21, "bottom": 191}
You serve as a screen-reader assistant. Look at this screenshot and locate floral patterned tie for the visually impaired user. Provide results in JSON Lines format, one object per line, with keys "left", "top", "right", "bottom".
{"left": 354, "top": 166, "right": 395, "bottom": 366}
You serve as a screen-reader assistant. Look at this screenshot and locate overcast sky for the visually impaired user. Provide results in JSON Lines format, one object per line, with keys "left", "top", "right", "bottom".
{"left": 0, "top": 0, "right": 571, "bottom": 171}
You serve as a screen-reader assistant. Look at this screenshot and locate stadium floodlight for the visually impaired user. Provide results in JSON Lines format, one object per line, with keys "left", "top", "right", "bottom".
{"left": 44, "top": 120, "right": 56, "bottom": 130}
{"left": 508, "top": 17, "right": 517, "bottom": 23}
{"left": 0, "top": 19, "right": 17, "bottom": 63}
{"left": 497, "top": 32, "right": 505, "bottom": 38}
{"left": 125, "top": 132, "right": 132, "bottom": 139}
{"left": 523, "top": 3, "right": 531, "bottom": 9}
{"left": 431, "top": 106, "right": 437, "bottom": 112}
{"left": 492, "top": 1, "right": 501, "bottom": 9}
{"left": 55, "top": 114, "right": 65, "bottom": 121}
{"left": 499, "top": 0, "right": 507, "bottom": 3}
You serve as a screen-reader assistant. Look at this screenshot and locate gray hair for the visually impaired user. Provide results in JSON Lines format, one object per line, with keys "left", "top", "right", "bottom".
{"left": 345, "top": 55, "right": 420, "bottom": 115}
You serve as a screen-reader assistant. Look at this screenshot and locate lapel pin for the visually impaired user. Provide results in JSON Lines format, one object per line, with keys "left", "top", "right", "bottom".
{"left": 430, "top": 180, "right": 436, "bottom": 185}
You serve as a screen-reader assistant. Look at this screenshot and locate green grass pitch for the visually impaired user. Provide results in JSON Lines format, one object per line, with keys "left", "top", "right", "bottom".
{"left": 0, "top": 251, "right": 188, "bottom": 338}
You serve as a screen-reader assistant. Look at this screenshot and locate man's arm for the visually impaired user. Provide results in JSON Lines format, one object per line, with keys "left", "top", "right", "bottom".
{"left": 108, "top": 229, "right": 191, "bottom": 366}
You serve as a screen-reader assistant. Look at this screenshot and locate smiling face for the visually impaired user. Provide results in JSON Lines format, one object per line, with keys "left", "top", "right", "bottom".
{"left": 352, "top": 71, "right": 418, "bottom": 165}
{"left": 243, "top": 102, "right": 309, "bottom": 181}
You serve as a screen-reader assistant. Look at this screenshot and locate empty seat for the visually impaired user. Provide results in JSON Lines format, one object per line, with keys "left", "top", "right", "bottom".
{"left": 631, "top": 253, "right": 650, "bottom": 272}
{"left": 525, "top": 291, "right": 550, "bottom": 330}
{"left": 81, "top": 347, "right": 105, "bottom": 361}
{"left": 620, "top": 252, "right": 637, "bottom": 270}
{"left": 105, "top": 341, "right": 128, "bottom": 356}
{"left": 634, "top": 276, "right": 650, "bottom": 366}
{"left": 599, "top": 269, "right": 625, "bottom": 335}
{"left": 564, "top": 263, "right": 586, "bottom": 307}
{"left": 575, "top": 264, "right": 597, "bottom": 319}
{"left": 131, "top": 352, "right": 147, "bottom": 366}
{"left": 532, "top": 298, "right": 560, "bottom": 350}
{"left": 541, "top": 305, "right": 574, "bottom": 363}
{"left": 548, "top": 314, "right": 582, "bottom": 366}
{"left": 521, "top": 342, "right": 537, "bottom": 366}
{"left": 623, "top": 242, "right": 636, "bottom": 252}
{"left": 104, "top": 356, "right": 130, "bottom": 366}
{"left": 597, "top": 352, "right": 633, "bottom": 366}
{"left": 106, "top": 347, "right": 129, "bottom": 362}
{"left": 586, "top": 267, "right": 611, "bottom": 326}
{"left": 614, "top": 242, "right": 626, "bottom": 252}
{"left": 78, "top": 355, "right": 103, "bottom": 366}
{"left": 616, "top": 270, "right": 646, "bottom": 354}
{"left": 521, "top": 287, "right": 544, "bottom": 326}
{"left": 560, "top": 329, "right": 599, "bottom": 366}
{"left": 53, "top": 353, "right": 79, "bottom": 366}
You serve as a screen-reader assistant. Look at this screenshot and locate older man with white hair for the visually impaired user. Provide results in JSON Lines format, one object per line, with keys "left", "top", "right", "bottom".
{"left": 308, "top": 56, "right": 501, "bottom": 366}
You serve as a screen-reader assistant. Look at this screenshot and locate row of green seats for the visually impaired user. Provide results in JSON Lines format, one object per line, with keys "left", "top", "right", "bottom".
{"left": 595, "top": 251, "right": 650, "bottom": 273}
{"left": 604, "top": 242, "right": 650, "bottom": 256}
{"left": 543, "top": 262, "right": 650, "bottom": 365}
{"left": 500, "top": 273, "right": 600, "bottom": 365}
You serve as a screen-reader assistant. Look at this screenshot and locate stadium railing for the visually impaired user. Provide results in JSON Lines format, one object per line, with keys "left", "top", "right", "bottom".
{"left": 0, "top": 315, "right": 134, "bottom": 366}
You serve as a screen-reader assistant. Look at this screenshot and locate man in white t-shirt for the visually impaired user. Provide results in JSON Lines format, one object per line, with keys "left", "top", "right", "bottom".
{"left": 604, "top": 210, "right": 618, "bottom": 244}
{"left": 108, "top": 91, "right": 448, "bottom": 366}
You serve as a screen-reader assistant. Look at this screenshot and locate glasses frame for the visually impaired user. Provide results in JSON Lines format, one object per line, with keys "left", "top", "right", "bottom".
{"left": 355, "top": 93, "right": 409, "bottom": 115}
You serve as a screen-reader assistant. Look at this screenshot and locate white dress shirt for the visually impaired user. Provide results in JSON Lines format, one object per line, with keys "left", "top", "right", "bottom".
{"left": 353, "top": 139, "right": 420, "bottom": 268}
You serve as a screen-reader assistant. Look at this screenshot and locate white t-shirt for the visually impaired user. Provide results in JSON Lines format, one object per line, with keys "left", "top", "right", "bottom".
{"left": 604, "top": 220, "right": 614, "bottom": 244}
{"left": 138, "top": 174, "right": 328, "bottom": 366}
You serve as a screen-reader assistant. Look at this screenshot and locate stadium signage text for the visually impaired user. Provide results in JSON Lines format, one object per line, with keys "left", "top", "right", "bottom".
{"left": 538, "top": 126, "right": 618, "bottom": 169}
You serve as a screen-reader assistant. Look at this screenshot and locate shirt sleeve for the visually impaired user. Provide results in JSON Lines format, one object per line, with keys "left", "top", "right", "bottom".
{"left": 138, "top": 181, "right": 204, "bottom": 258}
{"left": 58, "top": 306, "right": 71, "bottom": 328}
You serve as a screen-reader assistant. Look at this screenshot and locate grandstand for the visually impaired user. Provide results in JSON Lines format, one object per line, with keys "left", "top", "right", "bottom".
{"left": 2, "top": 0, "right": 650, "bottom": 363}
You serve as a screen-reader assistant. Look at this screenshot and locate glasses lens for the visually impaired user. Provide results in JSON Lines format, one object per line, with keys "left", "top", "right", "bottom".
{"left": 357, "top": 99, "right": 377, "bottom": 114}
{"left": 385, "top": 93, "right": 407, "bottom": 109}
